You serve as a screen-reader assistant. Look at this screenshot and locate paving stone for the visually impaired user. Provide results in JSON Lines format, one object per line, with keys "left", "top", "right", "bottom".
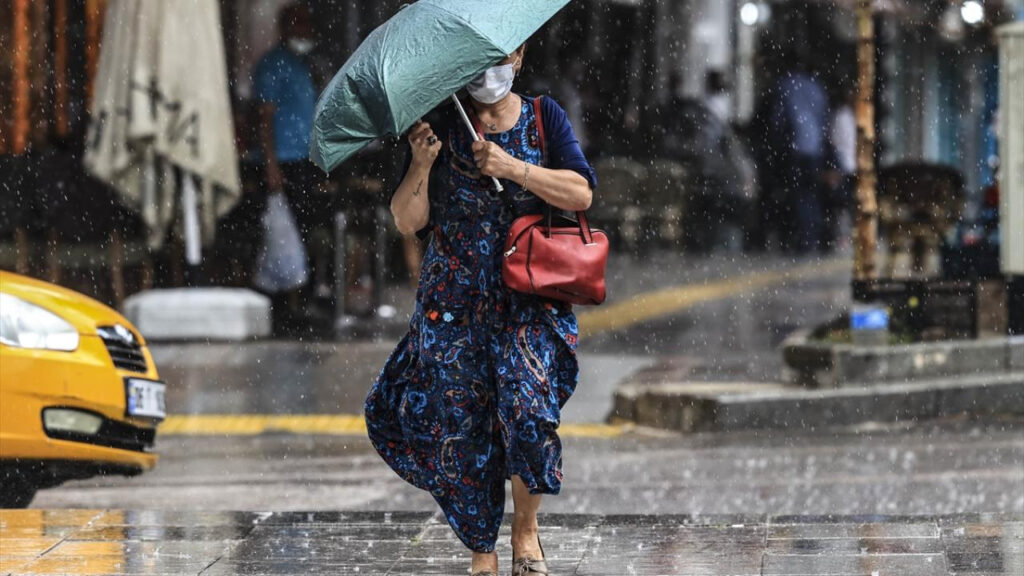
{"left": 0, "top": 556, "right": 37, "bottom": 574}
{"left": 768, "top": 522, "right": 939, "bottom": 540}
{"left": 3, "top": 511, "right": 1022, "bottom": 575}
{"left": 577, "top": 524, "right": 765, "bottom": 575}
{"left": 247, "top": 523, "right": 423, "bottom": 542}
{"left": 766, "top": 537, "right": 945, "bottom": 554}
{"left": 259, "top": 511, "right": 433, "bottom": 525}
{"left": 201, "top": 560, "right": 377, "bottom": 575}
{"left": 89, "top": 510, "right": 267, "bottom": 528}
{"left": 0, "top": 538, "right": 63, "bottom": 556}
{"left": 0, "top": 509, "right": 103, "bottom": 529}
{"left": 69, "top": 524, "right": 255, "bottom": 541}
{"left": 940, "top": 518, "right": 1024, "bottom": 575}
{"left": 762, "top": 552, "right": 949, "bottom": 575}
{"left": 10, "top": 552, "right": 214, "bottom": 575}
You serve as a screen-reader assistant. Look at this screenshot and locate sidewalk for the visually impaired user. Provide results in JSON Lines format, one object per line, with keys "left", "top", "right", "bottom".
{"left": 1, "top": 510, "right": 1021, "bottom": 575}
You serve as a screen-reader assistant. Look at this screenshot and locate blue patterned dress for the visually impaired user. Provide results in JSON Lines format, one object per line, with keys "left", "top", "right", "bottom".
{"left": 365, "top": 96, "right": 587, "bottom": 552}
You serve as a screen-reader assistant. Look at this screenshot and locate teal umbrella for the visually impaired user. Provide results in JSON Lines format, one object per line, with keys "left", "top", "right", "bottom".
{"left": 309, "top": 0, "right": 571, "bottom": 174}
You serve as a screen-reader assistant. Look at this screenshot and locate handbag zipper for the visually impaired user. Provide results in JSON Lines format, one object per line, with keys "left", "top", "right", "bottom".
{"left": 504, "top": 229, "right": 607, "bottom": 258}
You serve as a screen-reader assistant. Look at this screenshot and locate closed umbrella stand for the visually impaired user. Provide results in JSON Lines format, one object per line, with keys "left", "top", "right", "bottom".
{"left": 84, "top": 0, "right": 240, "bottom": 264}
{"left": 83, "top": 0, "right": 270, "bottom": 340}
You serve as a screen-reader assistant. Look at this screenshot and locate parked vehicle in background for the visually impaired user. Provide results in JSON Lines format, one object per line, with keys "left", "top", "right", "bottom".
{"left": 0, "top": 271, "right": 164, "bottom": 507}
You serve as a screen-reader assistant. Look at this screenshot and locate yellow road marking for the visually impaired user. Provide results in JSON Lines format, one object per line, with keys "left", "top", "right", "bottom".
{"left": 159, "top": 414, "right": 627, "bottom": 438}
{"left": 577, "top": 257, "right": 849, "bottom": 338}
{"left": 158, "top": 258, "right": 846, "bottom": 439}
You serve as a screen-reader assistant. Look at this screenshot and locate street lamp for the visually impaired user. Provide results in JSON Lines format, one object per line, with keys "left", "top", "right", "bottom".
{"left": 961, "top": 1, "right": 985, "bottom": 25}
{"left": 740, "top": 2, "right": 760, "bottom": 27}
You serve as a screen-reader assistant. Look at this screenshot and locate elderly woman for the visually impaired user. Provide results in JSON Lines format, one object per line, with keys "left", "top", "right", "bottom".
{"left": 364, "top": 44, "right": 596, "bottom": 576}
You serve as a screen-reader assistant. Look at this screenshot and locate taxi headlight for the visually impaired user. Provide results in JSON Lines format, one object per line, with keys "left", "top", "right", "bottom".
{"left": 0, "top": 293, "right": 80, "bottom": 351}
{"left": 43, "top": 408, "right": 104, "bottom": 435}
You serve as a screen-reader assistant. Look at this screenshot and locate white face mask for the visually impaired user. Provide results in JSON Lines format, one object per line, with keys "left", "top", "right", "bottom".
{"left": 287, "top": 38, "right": 315, "bottom": 55}
{"left": 467, "top": 58, "right": 518, "bottom": 104}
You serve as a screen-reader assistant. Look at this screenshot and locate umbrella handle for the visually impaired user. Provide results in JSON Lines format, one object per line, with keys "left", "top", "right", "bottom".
{"left": 451, "top": 95, "right": 504, "bottom": 193}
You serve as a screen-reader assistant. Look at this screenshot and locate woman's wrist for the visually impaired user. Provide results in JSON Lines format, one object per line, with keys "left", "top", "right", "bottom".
{"left": 511, "top": 159, "right": 528, "bottom": 184}
{"left": 410, "top": 157, "right": 435, "bottom": 173}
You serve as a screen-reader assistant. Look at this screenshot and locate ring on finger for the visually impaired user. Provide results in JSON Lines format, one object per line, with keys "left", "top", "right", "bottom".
{"left": 427, "top": 135, "right": 438, "bottom": 145}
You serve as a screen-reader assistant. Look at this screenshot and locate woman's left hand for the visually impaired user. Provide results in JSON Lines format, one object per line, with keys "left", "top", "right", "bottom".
{"left": 472, "top": 141, "right": 519, "bottom": 180}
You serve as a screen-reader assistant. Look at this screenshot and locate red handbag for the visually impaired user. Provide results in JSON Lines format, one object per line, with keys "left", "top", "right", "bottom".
{"left": 502, "top": 209, "right": 609, "bottom": 305}
{"left": 471, "top": 96, "right": 609, "bottom": 306}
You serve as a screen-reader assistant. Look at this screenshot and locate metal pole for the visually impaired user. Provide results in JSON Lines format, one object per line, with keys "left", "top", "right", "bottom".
{"left": 853, "top": 0, "right": 879, "bottom": 282}
{"left": 333, "top": 211, "right": 357, "bottom": 335}
{"left": 373, "top": 205, "right": 389, "bottom": 316}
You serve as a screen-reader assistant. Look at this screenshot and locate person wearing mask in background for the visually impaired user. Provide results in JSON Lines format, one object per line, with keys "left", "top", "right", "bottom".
{"left": 823, "top": 81, "right": 857, "bottom": 253}
{"left": 254, "top": 2, "right": 325, "bottom": 334}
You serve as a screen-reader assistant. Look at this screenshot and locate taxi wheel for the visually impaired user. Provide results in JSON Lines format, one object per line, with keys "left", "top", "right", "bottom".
{"left": 0, "top": 475, "right": 37, "bottom": 508}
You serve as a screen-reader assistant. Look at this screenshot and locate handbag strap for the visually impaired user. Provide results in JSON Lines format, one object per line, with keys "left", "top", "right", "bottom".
{"left": 533, "top": 95, "right": 548, "bottom": 167}
{"left": 533, "top": 96, "right": 595, "bottom": 245}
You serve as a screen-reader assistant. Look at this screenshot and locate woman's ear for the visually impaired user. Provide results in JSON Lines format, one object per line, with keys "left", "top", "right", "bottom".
{"left": 514, "top": 44, "right": 526, "bottom": 72}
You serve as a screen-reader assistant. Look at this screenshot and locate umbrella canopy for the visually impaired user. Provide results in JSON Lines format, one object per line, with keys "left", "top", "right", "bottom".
{"left": 84, "top": 0, "right": 240, "bottom": 251}
{"left": 310, "top": 0, "right": 571, "bottom": 173}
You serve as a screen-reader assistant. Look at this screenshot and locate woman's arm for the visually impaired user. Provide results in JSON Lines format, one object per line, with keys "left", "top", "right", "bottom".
{"left": 391, "top": 122, "right": 441, "bottom": 236}
{"left": 472, "top": 142, "right": 592, "bottom": 212}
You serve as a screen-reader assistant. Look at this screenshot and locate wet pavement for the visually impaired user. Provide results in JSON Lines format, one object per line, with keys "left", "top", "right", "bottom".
{"left": 2, "top": 509, "right": 1021, "bottom": 575}
{"left": 32, "top": 420, "right": 1024, "bottom": 516}
{"left": 17, "top": 251, "right": 1024, "bottom": 572}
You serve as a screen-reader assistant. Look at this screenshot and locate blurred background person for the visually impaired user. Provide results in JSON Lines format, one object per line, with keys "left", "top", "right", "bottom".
{"left": 253, "top": 2, "right": 329, "bottom": 334}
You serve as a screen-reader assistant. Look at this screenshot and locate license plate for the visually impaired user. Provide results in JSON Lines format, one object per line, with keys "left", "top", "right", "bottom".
{"left": 125, "top": 378, "right": 166, "bottom": 420}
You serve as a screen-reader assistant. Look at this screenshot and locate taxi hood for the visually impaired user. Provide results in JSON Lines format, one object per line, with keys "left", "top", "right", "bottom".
{"left": 0, "top": 271, "right": 144, "bottom": 342}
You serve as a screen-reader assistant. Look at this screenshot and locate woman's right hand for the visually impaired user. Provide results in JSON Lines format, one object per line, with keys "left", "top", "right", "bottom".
{"left": 408, "top": 121, "right": 442, "bottom": 166}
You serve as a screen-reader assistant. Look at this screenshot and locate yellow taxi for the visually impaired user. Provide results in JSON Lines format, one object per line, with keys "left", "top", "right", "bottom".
{"left": 0, "top": 271, "right": 163, "bottom": 507}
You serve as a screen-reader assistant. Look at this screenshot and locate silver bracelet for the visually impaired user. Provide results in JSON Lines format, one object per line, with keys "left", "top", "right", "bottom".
{"left": 522, "top": 161, "right": 531, "bottom": 192}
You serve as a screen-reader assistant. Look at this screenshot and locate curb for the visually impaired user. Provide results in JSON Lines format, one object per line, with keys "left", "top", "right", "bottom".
{"left": 609, "top": 373, "right": 1024, "bottom": 433}
{"left": 783, "top": 332, "right": 1024, "bottom": 389}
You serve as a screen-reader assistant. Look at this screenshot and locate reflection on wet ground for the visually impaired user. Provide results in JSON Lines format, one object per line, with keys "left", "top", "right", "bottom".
{"left": 2, "top": 510, "right": 1021, "bottom": 575}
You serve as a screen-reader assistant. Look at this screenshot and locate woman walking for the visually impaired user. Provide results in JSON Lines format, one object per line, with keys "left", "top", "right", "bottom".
{"left": 364, "top": 44, "right": 596, "bottom": 575}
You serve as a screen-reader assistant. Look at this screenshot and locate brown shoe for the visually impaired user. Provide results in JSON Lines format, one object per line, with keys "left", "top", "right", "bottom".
{"left": 511, "top": 537, "right": 549, "bottom": 575}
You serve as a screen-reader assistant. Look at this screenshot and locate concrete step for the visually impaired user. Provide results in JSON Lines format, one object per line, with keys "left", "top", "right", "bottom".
{"left": 611, "top": 373, "right": 1024, "bottom": 433}
{"left": 783, "top": 331, "right": 1024, "bottom": 388}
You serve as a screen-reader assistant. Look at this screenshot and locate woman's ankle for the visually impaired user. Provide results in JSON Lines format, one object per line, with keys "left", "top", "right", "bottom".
{"left": 510, "top": 518, "right": 540, "bottom": 554}
{"left": 471, "top": 550, "right": 498, "bottom": 572}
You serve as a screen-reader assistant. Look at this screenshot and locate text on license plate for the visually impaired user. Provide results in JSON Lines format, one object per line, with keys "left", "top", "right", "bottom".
{"left": 125, "top": 378, "right": 166, "bottom": 420}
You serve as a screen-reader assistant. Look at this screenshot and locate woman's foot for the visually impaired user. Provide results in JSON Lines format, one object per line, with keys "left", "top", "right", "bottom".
{"left": 511, "top": 517, "right": 548, "bottom": 574}
{"left": 471, "top": 551, "right": 499, "bottom": 576}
